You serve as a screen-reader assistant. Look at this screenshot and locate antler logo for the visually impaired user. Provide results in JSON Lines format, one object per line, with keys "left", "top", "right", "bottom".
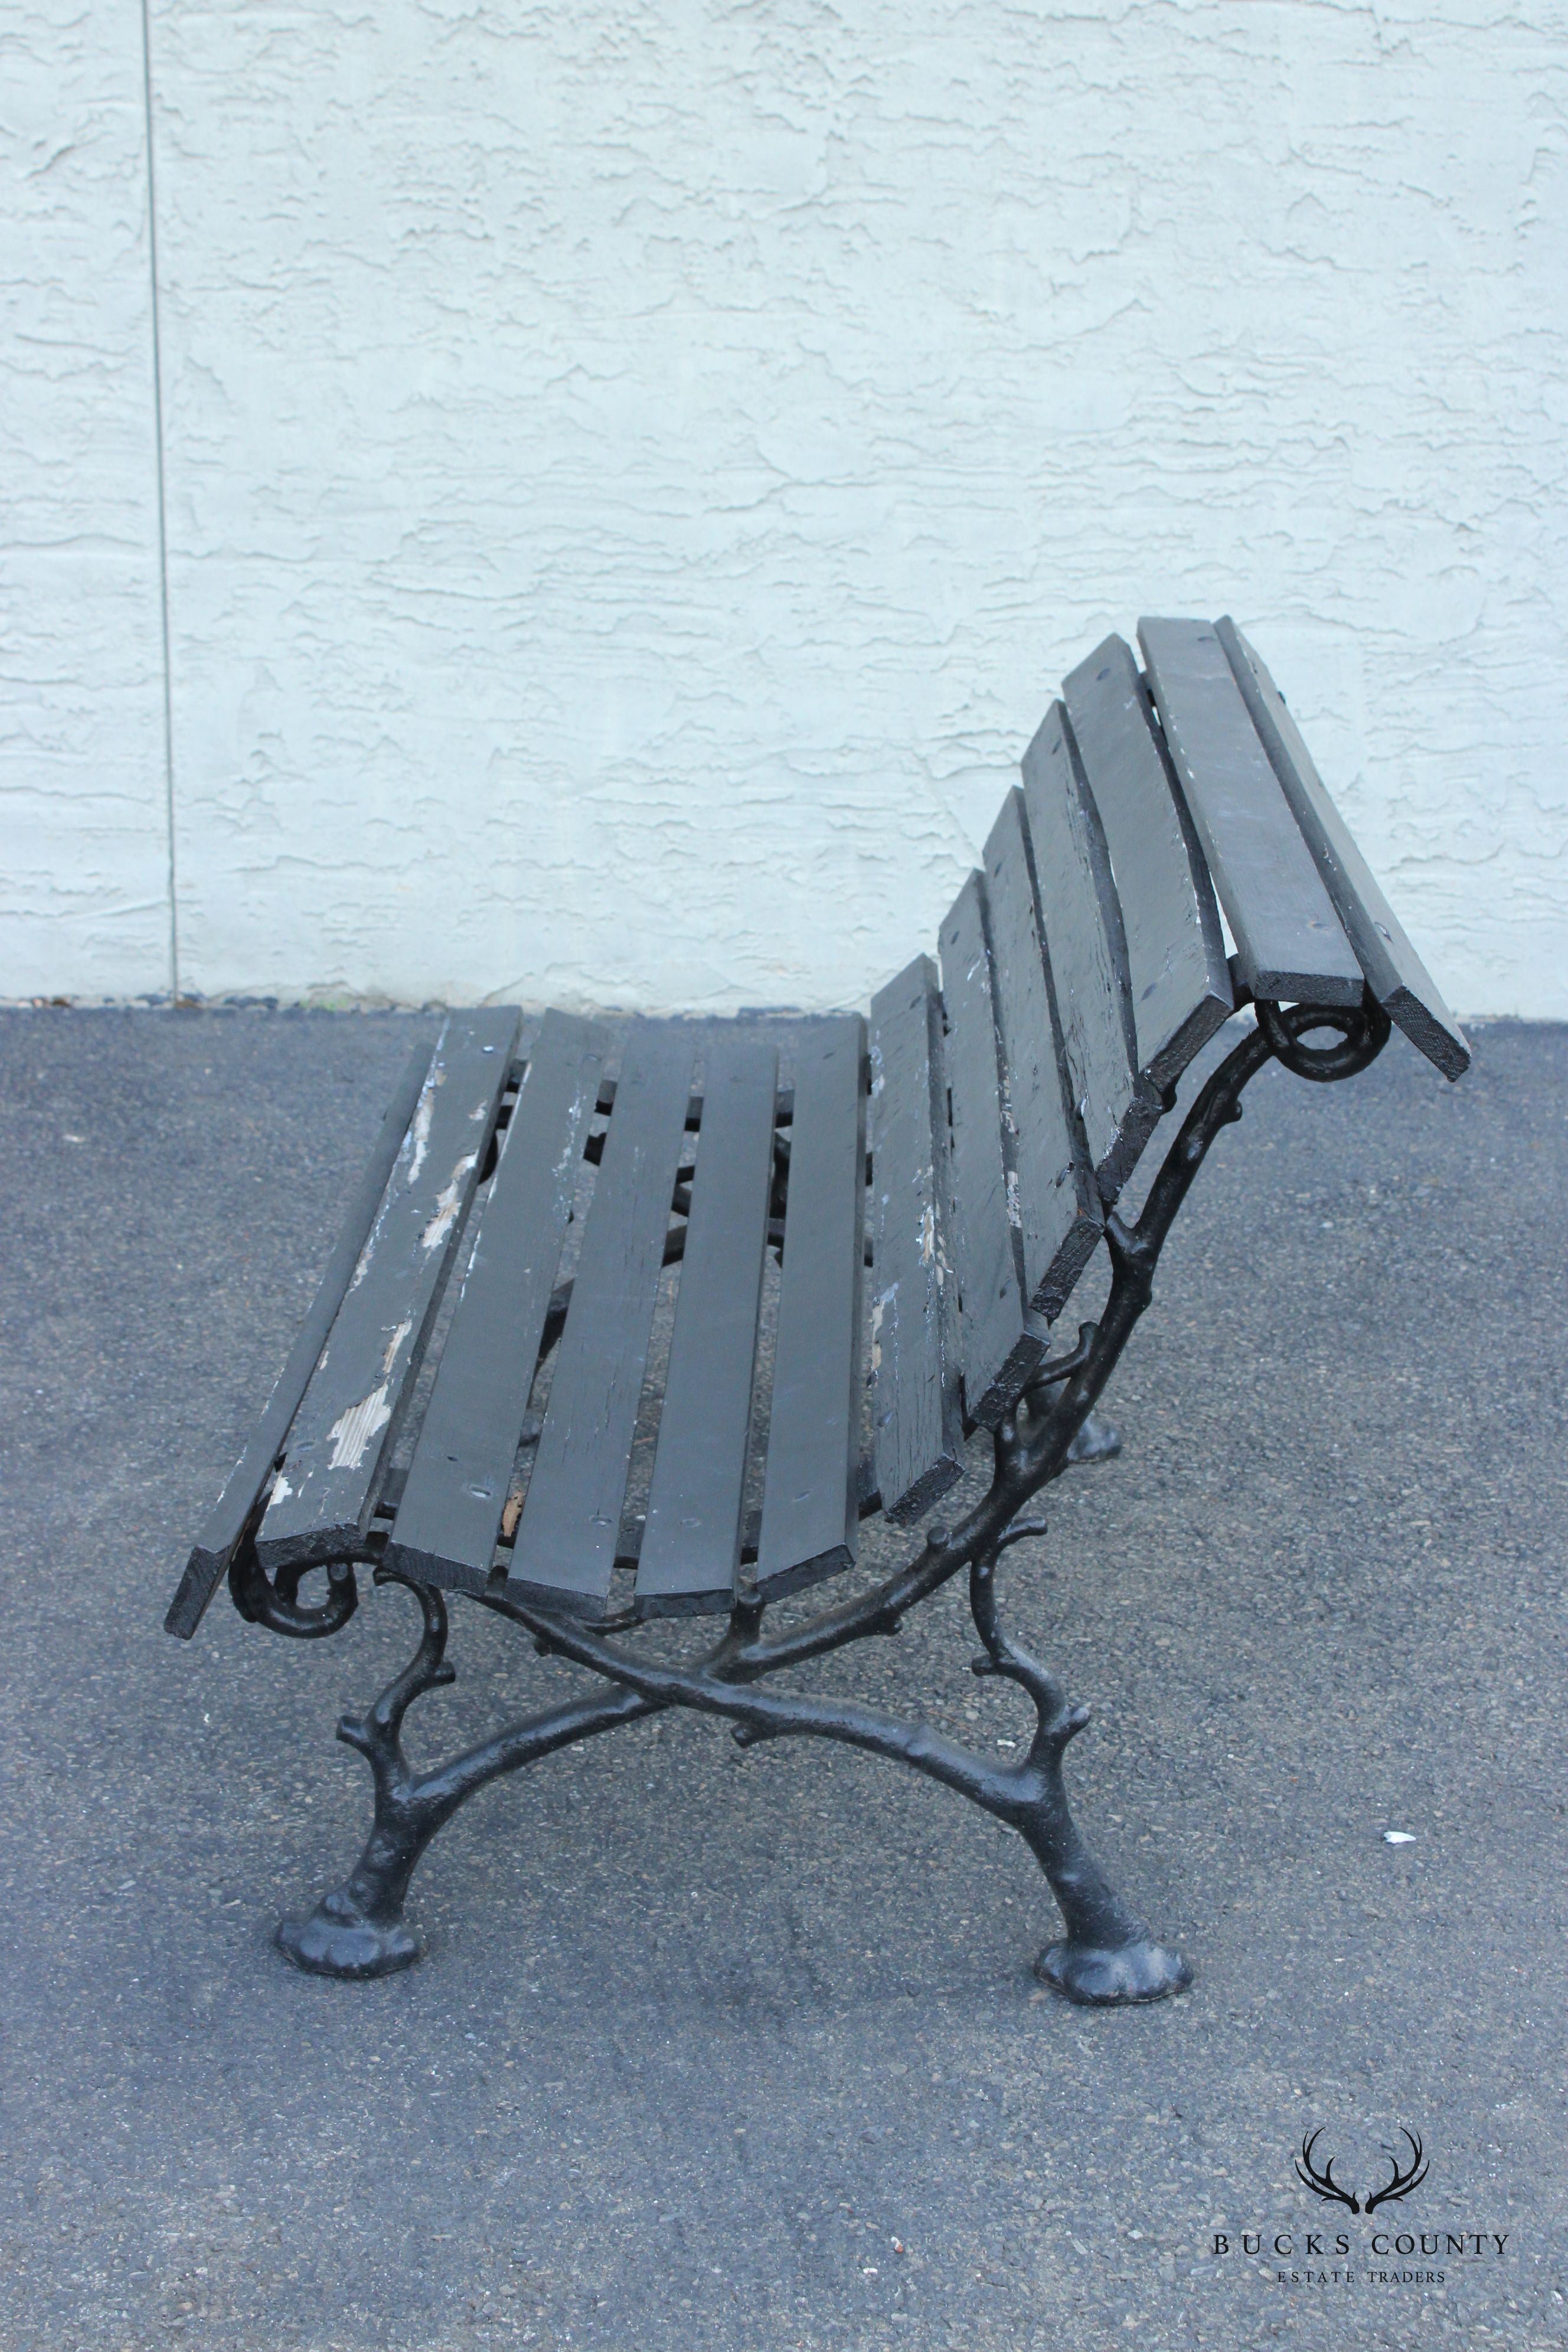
{"left": 1296, "top": 2129, "right": 1428, "bottom": 2214}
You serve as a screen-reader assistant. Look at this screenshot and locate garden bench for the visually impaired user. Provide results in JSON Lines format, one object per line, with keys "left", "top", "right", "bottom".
{"left": 165, "top": 617, "right": 1468, "bottom": 2004}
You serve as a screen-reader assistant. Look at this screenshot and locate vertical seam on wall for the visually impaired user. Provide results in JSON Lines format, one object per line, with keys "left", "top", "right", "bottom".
{"left": 139, "top": 0, "right": 179, "bottom": 1002}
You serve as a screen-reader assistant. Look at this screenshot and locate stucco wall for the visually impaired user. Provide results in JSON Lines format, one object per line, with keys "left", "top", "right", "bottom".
{"left": 2, "top": 0, "right": 170, "bottom": 1000}
{"left": 5, "top": 1, "right": 1566, "bottom": 1016}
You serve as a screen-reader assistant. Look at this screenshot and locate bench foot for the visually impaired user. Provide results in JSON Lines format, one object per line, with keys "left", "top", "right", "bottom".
{"left": 276, "top": 1889, "right": 423, "bottom": 1981}
{"left": 1034, "top": 1935, "right": 1191, "bottom": 2007}
{"left": 1065, "top": 1412, "right": 1121, "bottom": 1465}
{"left": 965, "top": 1552, "right": 1193, "bottom": 2008}
{"left": 273, "top": 1571, "right": 661, "bottom": 1981}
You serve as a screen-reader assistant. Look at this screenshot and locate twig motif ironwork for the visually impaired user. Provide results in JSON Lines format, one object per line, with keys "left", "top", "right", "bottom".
{"left": 233, "top": 997, "right": 1390, "bottom": 1997}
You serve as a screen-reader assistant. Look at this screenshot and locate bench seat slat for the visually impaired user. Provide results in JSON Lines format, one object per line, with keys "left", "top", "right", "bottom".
{"left": 505, "top": 1025, "right": 698, "bottom": 1619}
{"left": 1216, "top": 618, "right": 1469, "bottom": 1080}
{"left": 1020, "top": 702, "right": 1156, "bottom": 1200}
{"left": 634, "top": 1033, "right": 778, "bottom": 1618}
{"left": 754, "top": 1017, "right": 866, "bottom": 1600}
{"left": 384, "top": 1010, "right": 612, "bottom": 1593}
{"left": 1061, "top": 635, "right": 1233, "bottom": 1090}
{"left": 254, "top": 1009, "right": 519, "bottom": 1571}
{"left": 868, "top": 956, "right": 964, "bottom": 1525}
{"left": 1139, "top": 617, "right": 1365, "bottom": 1009}
{"left": 165, "top": 1034, "right": 438, "bottom": 1637}
{"left": 982, "top": 790, "right": 1103, "bottom": 1316}
{"left": 939, "top": 873, "right": 1044, "bottom": 1427}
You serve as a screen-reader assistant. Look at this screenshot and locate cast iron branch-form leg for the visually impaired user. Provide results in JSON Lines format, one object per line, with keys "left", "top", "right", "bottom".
{"left": 276, "top": 1573, "right": 656, "bottom": 1979}
{"left": 258, "top": 998, "right": 1390, "bottom": 1997}
{"left": 967, "top": 1549, "right": 1188, "bottom": 2003}
{"left": 278, "top": 1553, "right": 1184, "bottom": 2000}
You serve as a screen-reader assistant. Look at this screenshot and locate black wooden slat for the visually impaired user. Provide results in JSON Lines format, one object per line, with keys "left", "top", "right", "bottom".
{"left": 1139, "top": 618, "right": 1364, "bottom": 1008}
{"left": 505, "top": 1025, "right": 697, "bottom": 1618}
{"left": 254, "top": 1009, "right": 519, "bottom": 1570}
{"left": 937, "top": 873, "right": 1043, "bottom": 1426}
{"left": 164, "top": 1033, "right": 438, "bottom": 1638}
{"left": 753, "top": 1017, "right": 866, "bottom": 1600}
{"left": 867, "top": 955, "right": 964, "bottom": 1525}
{"left": 981, "top": 789, "right": 1102, "bottom": 1314}
{"left": 1020, "top": 701, "right": 1157, "bottom": 1199}
{"left": 634, "top": 1033, "right": 777, "bottom": 1617}
{"left": 1216, "top": 618, "right": 1470, "bottom": 1080}
{"left": 1061, "top": 635, "right": 1233, "bottom": 1089}
{"left": 383, "top": 1010, "right": 613, "bottom": 1594}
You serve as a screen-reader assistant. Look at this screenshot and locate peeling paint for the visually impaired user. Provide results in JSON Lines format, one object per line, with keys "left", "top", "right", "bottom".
{"left": 263, "top": 1470, "right": 293, "bottom": 1513}
{"left": 404, "top": 1077, "right": 439, "bottom": 1188}
{"left": 868, "top": 1287, "right": 888, "bottom": 1376}
{"left": 380, "top": 1317, "right": 412, "bottom": 1377}
{"left": 327, "top": 1384, "right": 393, "bottom": 1472}
{"left": 420, "top": 1153, "right": 478, "bottom": 1252}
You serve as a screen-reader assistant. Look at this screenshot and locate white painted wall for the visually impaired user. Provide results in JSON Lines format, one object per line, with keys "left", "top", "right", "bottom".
{"left": 1, "top": 0, "right": 169, "bottom": 999}
{"left": 5, "top": 0, "right": 1566, "bottom": 1016}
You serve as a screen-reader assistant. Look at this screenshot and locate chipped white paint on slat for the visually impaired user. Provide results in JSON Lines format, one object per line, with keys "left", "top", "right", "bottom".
{"left": 326, "top": 1384, "right": 393, "bottom": 1473}
{"left": 420, "top": 1157, "right": 478, "bottom": 1254}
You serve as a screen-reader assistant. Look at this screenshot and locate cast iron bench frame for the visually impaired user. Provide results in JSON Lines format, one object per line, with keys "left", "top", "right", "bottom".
{"left": 166, "top": 617, "right": 1468, "bottom": 2006}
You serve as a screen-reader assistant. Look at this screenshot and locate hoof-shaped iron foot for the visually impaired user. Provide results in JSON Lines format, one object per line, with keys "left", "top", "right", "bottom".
{"left": 276, "top": 1889, "right": 423, "bottom": 1980}
{"left": 1066, "top": 1413, "right": 1122, "bottom": 1465}
{"left": 1034, "top": 1936, "right": 1192, "bottom": 2007}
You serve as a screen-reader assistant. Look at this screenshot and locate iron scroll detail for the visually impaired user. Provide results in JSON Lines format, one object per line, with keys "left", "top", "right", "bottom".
{"left": 1256, "top": 991, "right": 1391, "bottom": 1082}
{"left": 229, "top": 1537, "right": 360, "bottom": 1640}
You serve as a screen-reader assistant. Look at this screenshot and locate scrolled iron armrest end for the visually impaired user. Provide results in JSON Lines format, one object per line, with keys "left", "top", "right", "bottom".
{"left": 229, "top": 1538, "right": 361, "bottom": 1640}
{"left": 1256, "top": 990, "right": 1391, "bottom": 1082}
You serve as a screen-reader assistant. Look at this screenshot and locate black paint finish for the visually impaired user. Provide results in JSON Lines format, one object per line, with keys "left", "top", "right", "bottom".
{"left": 161, "top": 622, "right": 1478, "bottom": 2033}
{"left": 753, "top": 1017, "right": 866, "bottom": 1600}
{"left": 1139, "top": 617, "right": 1364, "bottom": 1008}
{"left": 1061, "top": 635, "right": 1233, "bottom": 1087}
{"left": 506, "top": 1025, "right": 697, "bottom": 1619}
{"left": 937, "top": 871, "right": 1044, "bottom": 1427}
{"left": 981, "top": 789, "right": 1102, "bottom": 1317}
{"left": 256, "top": 1008, "right": 518, "bottom": 1572}
{"left": 164, "top": 1034, "right": 435, "bottom": 1638}
{"left": 246, "top": 994, "right": 1395, "bottom": 2007}
{"left": 1018, "top": 701, "right": 1151, "bottom": 1197}
{"left": 1217, "top": 616, "right": 1470, "bottom": 1079}
{"left": 635, "top": 1031, "right": 777, "bottom": 1618}
{"left": 867, "top": 955, "right": 965, "bottom": 1524}
{"left": 385, "top": 1010, "right": 611, "bottom": 1594}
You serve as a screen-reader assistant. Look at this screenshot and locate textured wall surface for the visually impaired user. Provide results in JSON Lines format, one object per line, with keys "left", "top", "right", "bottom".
{"left": 6, "top": 1, "right": 1567, "bottom": 1014}
{"left": 1, "top": 0, "right": 169, "bottom": 999}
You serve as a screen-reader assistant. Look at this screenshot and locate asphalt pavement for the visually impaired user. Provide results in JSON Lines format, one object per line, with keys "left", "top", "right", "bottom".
{"left": 1, "top": 1005, "right": 1563, "bottom": 2352}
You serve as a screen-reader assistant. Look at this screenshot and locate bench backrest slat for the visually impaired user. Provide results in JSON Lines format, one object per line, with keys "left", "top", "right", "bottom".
{"left": 506, "top": 1026, "right": 697, "bottom": 1618}
{"left": 255, "top": 1008, "right": 518, "bottom": 1572}
{"left": 635, "top": 1033, "right": 778, "bottom": 1616}
{"left": 982, "top": 789, "right": 1103, "bottom": 1315}
{"left": 868, "top": 956, "right": 965, "bottom": 1525}
{"left": 1020, "top": 702, "right": 1154, "bottom": 1200}
{"left": 164, "top": 1031, "right": 438, "bottom": 1636}
{"left": 1061, "top": 636, "right": 1233, "bottom": 1091}
{"left": 938, "top": 872, "right": 1046, "bottom": 1426}
{"left": 385, "top": 1009, "right": 611, "bottom": 1593}
{"left": 754, "top": 1017, "right": 867, "bottom": 1599}
{"left": 1139, "top": 618, "right": 1366, "bottom": 1008}
{"left": 1216, "top": 618, "right": 1469, "bottom": 1080}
